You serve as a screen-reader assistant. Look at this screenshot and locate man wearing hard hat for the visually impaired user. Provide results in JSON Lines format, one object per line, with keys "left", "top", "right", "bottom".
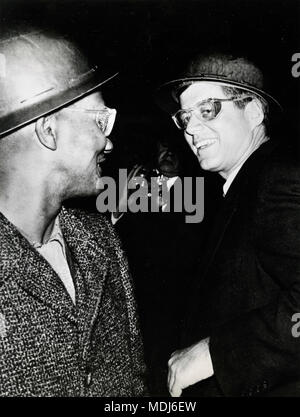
{"left": 0, "top": 27, "right": 146, "bottom": 396}
{"left": 156, "top": 53, "right": 300, "bottom": 396}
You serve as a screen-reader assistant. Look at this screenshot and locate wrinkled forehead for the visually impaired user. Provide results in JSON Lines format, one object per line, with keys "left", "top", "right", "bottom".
{"left": 179, "top": 82, "right": 228, "bottom": 108}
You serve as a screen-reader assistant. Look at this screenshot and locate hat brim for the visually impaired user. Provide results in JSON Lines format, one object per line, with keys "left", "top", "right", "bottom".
{"left": 155, "top": 76, "right": 282, "bottom": 115}
{"left": 0, "top": 69, "right": 119, "bottom": 137}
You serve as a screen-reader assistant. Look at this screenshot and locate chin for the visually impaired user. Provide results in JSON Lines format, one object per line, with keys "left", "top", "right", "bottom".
{"left": 86, "top": 184, "right": 102, "bottom": 197}
{"left": 199, "top": 159, "right": 214, "bottom": 172}
{"left": 82, "top": 175, "right": 102, "bottom": 197}
{"left": 69, "top": 182, "right": 99, "bottom": 199}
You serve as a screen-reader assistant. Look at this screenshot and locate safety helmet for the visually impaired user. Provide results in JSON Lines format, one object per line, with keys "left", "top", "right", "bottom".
{"left": 0, "top": 28, "right": 118, "bottom": 136}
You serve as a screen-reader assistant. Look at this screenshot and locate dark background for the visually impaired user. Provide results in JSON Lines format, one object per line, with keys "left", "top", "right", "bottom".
{"left": 1, "top": 0, "right": 299, "bottom": 173}
{"left": 1, "top": 0, "right": 299, "bottom": 395}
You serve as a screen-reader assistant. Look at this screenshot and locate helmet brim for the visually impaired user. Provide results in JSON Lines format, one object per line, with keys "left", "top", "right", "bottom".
{"left": 0, "top": 68, "right": 118, "bottom": 137}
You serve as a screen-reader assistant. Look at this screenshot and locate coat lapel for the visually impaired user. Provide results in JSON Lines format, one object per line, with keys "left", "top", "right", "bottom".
{"left": 59, "top": 208, "right": 109, "bottom": 346}
{"left": 198, "top": 141, "right": 277, "bottom": 284}
{"left": 0, "top": 207, "right": 109, "bottom": 345}
{"left": 0, "top": 212, "right": 77, "bottom": 322}
{"left": 199, "top": 186, "right": 239, "bottom": 281}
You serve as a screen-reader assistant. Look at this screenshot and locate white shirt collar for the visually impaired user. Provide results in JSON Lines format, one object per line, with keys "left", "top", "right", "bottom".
{"left": 222, "top": 162, "right": 245, "bottom": 196}
{"left": 32, "top": 216, "right": 65, "bottom": 253}
{"left": 166, "top": 175, "right": 178, "bottom": 191}
{"left": 222, "top": 135, "right": 270, "bottom": 196}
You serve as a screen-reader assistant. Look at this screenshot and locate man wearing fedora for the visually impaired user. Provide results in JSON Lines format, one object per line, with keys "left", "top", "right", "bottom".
{"left": 156, "top": 53, "right": 300, "bottom": 396}
{"left": 0, "top": 26, "right": 146, "bottom": 396}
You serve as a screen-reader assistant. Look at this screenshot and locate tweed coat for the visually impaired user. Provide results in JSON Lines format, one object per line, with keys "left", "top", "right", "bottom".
{"left": 181, "top": 141, "right": 300, "bottom": 397}
{"left": 0, "top": 206, "right": 147, "bottom": 396}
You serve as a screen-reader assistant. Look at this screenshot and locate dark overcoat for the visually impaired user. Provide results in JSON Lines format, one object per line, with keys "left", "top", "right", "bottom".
{"left": 181, "top": 142, "right": 300, "bottom": 397}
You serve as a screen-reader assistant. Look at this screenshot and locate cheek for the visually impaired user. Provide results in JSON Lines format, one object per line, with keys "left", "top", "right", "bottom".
{"left": 61, "top": 116, "right": 100, "bottom": 146}
{"left": 184, "top": 134, "right": 195, "bottom": 151}
{"left": 76, "top": 126, "right": 107, "bottom": 154}
{"left": 226, "top": 112, "right": 251, "bottom": 138}
{"left": 70, "top": 133, "right": 102, "bottom": 158}
{"left": 57, "top": 138, "right": 96, "bottom": 171}
{"left": 216, "top": 118, "right": 243, "bottom": 148}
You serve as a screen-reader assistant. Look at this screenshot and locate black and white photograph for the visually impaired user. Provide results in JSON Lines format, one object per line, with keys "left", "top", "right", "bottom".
{"left": 0, "top": 0, "right": 299, "bottom": 402}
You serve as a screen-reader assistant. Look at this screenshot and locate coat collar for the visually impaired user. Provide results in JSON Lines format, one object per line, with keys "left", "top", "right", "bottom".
{"left": 0, "top": 207, "right": 108, "bottom": 326}
{"left": 199, "top": 140, "right": 277, "bottom": 281}
{"left": 59, "top": 208, "right": 109, "bottom": 338}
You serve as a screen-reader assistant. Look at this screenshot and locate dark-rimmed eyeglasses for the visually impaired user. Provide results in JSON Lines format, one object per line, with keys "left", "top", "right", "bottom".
{"left": 64, "top": 107, "right": 117, "bottom": 136}
{"left": 172, "top": 96, "right": 253, "bottom": 130}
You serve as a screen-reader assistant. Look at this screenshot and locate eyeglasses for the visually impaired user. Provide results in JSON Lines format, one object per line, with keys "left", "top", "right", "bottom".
{"left": 172, "top": 96, "right": 253, "bottom": 130}
{"left": 64, "top": 106, "right": 117, "bottom": 136}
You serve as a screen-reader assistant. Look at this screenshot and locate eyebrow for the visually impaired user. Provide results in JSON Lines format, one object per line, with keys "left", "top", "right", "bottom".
{"left": 181, "top": 97, "right": 217, "bottom": 110}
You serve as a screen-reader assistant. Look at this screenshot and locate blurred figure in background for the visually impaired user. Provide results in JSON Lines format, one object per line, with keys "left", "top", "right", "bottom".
{"left": 113, "top": 138, "right": 216, "bottom": 395}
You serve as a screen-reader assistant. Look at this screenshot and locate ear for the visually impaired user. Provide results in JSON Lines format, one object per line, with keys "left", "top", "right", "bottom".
{"left": 244, "top": 99, "right": 264, "bottom": 130}
{"left": 35, "top": 115, "right": 57, "bottom": 151}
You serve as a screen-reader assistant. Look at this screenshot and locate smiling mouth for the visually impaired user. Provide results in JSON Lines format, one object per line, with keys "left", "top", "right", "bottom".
{"left": 195, "top": 139, "right": 217, "bottom": 151}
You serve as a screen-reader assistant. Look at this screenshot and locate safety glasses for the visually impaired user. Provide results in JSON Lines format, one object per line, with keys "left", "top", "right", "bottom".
{"left": 65, "top": 106, "right": 117, "bottom": 136}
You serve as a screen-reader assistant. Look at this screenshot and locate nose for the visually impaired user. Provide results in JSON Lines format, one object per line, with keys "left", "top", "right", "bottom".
{"left": 104, "top": 137, "right": 113, "bottom": 154}
{"left": 185, "top": 112, "right": 207, "bottom": 136}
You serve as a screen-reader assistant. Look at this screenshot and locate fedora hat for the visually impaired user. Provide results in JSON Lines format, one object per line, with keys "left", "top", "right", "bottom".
{"left": 155, "top": 53, "right": 281, "bottom": 114}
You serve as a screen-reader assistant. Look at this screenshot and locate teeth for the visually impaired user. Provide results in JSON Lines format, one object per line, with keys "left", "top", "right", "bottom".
{"left": 196, "top": 139, "right": 216, "bottom": 150}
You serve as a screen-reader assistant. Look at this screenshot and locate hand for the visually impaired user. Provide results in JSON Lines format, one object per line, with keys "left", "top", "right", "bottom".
{"left": 167, "top": 337, "right": 214, "bottom": 397}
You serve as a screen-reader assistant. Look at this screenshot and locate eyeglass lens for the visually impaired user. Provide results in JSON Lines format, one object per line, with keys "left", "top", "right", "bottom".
{"left": 96, "top": 109, "right": 116, "bottom": 136}
{"left": 175, "top": 100, "right": 222, "bottom": 129}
